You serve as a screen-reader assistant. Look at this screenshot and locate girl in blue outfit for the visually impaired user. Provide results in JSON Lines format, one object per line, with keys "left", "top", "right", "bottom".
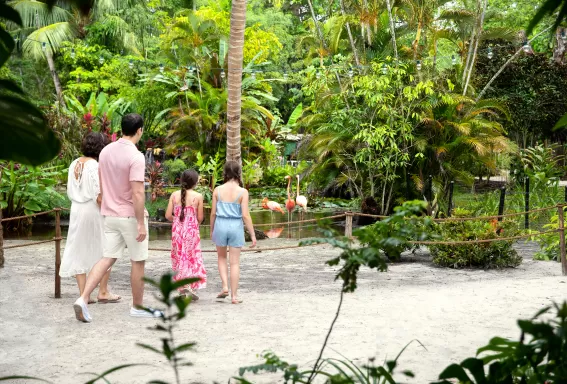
{"left": 210, "top": 161, "right": 256, "bottom": 304}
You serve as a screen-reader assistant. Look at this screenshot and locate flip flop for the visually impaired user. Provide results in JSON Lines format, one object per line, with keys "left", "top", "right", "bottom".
{"left": 97, "top": 293, "right": 122, "bottom": 304}
{"left": 231, "top": 298, "right": 243, "bottom": 304}
{"left": 88, "top": 299, "right": 96, "bottom": 304}
{"left": 216, "top": 291, "right": 229, "bottom": 299}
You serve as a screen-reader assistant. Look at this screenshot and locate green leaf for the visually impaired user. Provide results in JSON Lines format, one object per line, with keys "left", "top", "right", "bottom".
{"left": 0, "top": 83, "right": 61, "bottom": 165}
{"left": 174, "top": 342, "right": 196, "bottom": 353}
{"left": 84, "top": 364, "right": 148, "bottom": 384}
{"left": 0, "top": 376, "right": 50, "bottom": 383}
{"left": 286, "top": 103, "right": 303, "bottom": 126}
{"left": 23, "top": 200, "right": 41, "bottom": 211}
{"left": 437, "top": 363, "right": 472, "bottom": 382}
{"left": 136, "top": 343, "right": 162, "bottom": 355}
{"left": 553, "top": 112, "right": 567, "bottom": 131}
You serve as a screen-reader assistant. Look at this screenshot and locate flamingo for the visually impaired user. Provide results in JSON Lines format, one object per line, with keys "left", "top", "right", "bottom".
{"left": 284, "top": 176, "right": 296, "bottom": 223}
{"left": 295, "top": 175, "right": 308, "bottom": 213}
{"left": 262, "top": 197, "right": 285, "bottom": 223}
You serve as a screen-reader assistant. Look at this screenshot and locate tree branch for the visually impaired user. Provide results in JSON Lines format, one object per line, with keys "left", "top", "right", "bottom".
{"left": 476, "top": 25, "right": 554, "bottom": 102}
{"left": 307, "top": 289, "right": 345, "bottom": 383}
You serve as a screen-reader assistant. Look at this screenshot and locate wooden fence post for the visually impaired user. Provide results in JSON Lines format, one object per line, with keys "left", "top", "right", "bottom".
{"left": 0, "top": 210, "right": 4, "bottom": 268}
{"left": 498, "top": 187, "right": 506, "bottom": 222}
{"left": 447, "top": 181, "right": 454, "bottom": 217}
{"left": 55, "top": 208, "right": 62, "bottom": 298}
{"left": 524, "top": 176, "right": 530, "bottom": 229}
{"left": 558, "top": 204, "right": 567, "bottom": 276}
{"left": 345, "top": 212, "right": 353, "bottom": 238}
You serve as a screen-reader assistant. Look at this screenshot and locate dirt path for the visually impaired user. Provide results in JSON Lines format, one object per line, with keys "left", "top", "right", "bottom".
{"left": 0, "top": 239, "right": 566, "bottom": 383}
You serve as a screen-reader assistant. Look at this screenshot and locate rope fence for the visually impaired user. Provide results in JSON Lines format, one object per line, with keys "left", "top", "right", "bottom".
{"left": 1, "top": 205, "right": 567, "bottom": 299}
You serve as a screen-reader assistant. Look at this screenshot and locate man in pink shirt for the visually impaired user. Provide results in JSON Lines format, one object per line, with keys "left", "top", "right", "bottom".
{"left": 73, "top": 114, "right": 162, "bottom": 322}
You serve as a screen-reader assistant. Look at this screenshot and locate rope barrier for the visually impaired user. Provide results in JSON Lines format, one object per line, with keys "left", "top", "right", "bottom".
{"left": 148, "top": 242, "right": 329, "bottom": 253}
{"left": 408, "top": 230, "right": 558, "bottom": 245}
{"left": 2, "top": 237, "right": 62, "bottom": 250}
{"left": 354, "top": 205, "right": 559, "bottom": 222}
{"left": 148, "top": 213, "right": 347, "bottom": 228}
{"left": 0, "top": 210, "right": 56, "bottom": 223}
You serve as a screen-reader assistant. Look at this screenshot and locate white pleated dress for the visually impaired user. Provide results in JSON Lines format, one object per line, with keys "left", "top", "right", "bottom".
{"left": 59, "top": 159, "right": 105, "bottom": 277}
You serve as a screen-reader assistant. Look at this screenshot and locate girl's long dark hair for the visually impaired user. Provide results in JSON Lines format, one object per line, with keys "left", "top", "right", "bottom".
{"left": 179, "top": 169, "right": 199, "bottom": 222}
{"left": 223, "top": 160, "right": 243, "bottom": 187}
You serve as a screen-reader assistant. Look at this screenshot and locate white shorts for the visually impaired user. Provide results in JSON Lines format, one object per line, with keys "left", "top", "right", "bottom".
{"left": 103, "top": 216, "right": 149, "bottom": 261}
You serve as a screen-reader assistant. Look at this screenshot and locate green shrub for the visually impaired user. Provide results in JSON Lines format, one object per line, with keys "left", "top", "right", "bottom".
{"left": 532, "top": 207, "right": 564, "bottom": 261}
{"left": 263, "top": 161, "right": 309, "bottom": 187}
{"left": 0, "top": 162, "right": 67, "bottom": 225}
{"left": 429, "top": 219, "right": 522, "bottom": 269}
{"left": 162, "top": 159, "right": 188, "bottom": 185}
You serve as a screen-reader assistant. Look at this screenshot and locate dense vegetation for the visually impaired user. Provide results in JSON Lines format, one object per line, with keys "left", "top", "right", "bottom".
{"left": 3, "top": 0, "right": 567, "bottom": 216}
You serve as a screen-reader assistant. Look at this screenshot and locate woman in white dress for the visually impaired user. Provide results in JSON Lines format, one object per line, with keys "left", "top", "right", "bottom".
{"left": 59, "top": 132, "right": 121, "bottom": 304}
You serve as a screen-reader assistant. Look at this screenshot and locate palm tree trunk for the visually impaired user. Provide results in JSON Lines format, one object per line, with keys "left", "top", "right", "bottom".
{"left": 412, "top": 21, "right": 423, "bottom": 60}
{"left": 306, "top": 0, "right": 328, "bottom": 50}
{"left": 461, "top": 1, "right": 479, "bottom": 86}
{"left": 463, "top": 0, "right": 486, "bottom": 96}
{"left": 554, "top": 27, "right": 566, "bottom": 64}
{"left": 385, "top": 0, "right": 399, "bottom": 62}
{"left": 339, "top": 0, "right": 360, "bottom": 66}
{"left": 46, "top": 52, "right": 63, "bottom": 103}
{"left": 226, "top": 0, "right": 247, "bottom": 163}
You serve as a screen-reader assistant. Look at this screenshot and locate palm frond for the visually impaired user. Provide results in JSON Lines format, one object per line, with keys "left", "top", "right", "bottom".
{"left": 23, "top": 21, "right": 75, "bottom": 59}
{"left": 480, "top": 27, "right": 519, "bottom": 42}
{"left": 9, "top": 0, "right": 71, "bottom": 29}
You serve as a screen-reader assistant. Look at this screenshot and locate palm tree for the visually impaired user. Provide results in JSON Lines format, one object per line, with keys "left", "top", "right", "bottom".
{"left": 10, "top": 0, "right": 75, "bottom": 101}
{"left": 226, "top": 0, "right": 247, "bottom": 163}
{"left": 9, "top": 0, "right": 142, "bottom": 102}
{"left": 413, "top": 94, "right": 513, "bottom": 193}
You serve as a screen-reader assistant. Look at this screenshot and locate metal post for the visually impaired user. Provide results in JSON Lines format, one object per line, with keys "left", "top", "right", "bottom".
{"left": 55, "top": 208, "right": 61, "bottom": 299}
{"left": 427, "top": 175, "right": 433, "bottom": 215}
{"left": 557, "top": 205, "right": 567, "bottom": 276}
{"left": 498, "top": 187, "right": 506, "bottom": 222}
{"left": 345, "top": 212, "right": 353, "bottom": 238}
{"left": 405, "top": 168, "right": 411, "bottom": 200}
{"left": 524, "top": 176, "right": 530, "bottom": 229}
{"left": 447, "top": 181, "right": 454, "bottom": 217}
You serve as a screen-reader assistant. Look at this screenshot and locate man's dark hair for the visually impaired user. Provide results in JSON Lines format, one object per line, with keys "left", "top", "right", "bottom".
{"left": 121, "top": 113, "right": 144, "bottom": 136}
{"left": 81, "top": 132, "right": 109, "bottom": 161}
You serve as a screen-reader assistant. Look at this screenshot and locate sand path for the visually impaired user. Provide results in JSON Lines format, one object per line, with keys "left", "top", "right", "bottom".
{"left": 1, "top": 239, "right": 566, "bottom": 383}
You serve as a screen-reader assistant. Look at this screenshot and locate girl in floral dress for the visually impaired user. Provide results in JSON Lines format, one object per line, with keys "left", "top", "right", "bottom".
{"left": 165, "top": 169, "right": 206, "bottom": 300}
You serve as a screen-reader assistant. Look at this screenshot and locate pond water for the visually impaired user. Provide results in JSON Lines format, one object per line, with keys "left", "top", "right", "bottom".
{"left": 3, "top": 209, "right": 346, "bottom": 241}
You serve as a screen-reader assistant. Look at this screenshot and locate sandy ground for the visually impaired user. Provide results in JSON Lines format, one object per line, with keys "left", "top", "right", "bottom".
{"left": 1, "top": 238, "right": 566, "bottom": 383}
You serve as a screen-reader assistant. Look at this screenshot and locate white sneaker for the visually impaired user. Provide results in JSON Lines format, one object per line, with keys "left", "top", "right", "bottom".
{"left": 129, "top": 307, "right": 163, "bottom": 318}
{"left": 73, "top": 297, "right": 92, "bottom": 323}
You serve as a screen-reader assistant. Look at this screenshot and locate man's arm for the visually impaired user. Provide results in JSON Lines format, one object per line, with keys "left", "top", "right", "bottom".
{"left": 97, "top": 167, "right": 103, "bottom": 206}
{"left": 131, "top": 180, "right": 146, "bottom": 242}
{"left": 130, "top": 154, "right": 147, "bottom": 243}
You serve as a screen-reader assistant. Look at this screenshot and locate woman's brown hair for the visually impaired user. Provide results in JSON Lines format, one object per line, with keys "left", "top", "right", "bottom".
{"left": 81, "top": 132, "right": 109, "bottom": 161}
{"left": 179, "top": 169, "right": 199, "bottom": 222}
{"left": 223, "top": 160, "right": 243, "bottom": 187}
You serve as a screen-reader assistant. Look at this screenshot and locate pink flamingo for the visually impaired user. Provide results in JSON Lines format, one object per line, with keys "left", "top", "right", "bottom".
{"left": 262, "top": 197, "right": 284, "bottom": 223}
{"left": 285, "top": 176, "right": 296, "bottom": 223}
{"left": 295, "top": 175, "right": 308, "bottom": 218}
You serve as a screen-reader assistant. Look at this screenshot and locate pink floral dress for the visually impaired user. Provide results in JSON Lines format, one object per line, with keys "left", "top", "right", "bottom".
{"left": 171, "top": 201, "right": 207, "bottom": 291}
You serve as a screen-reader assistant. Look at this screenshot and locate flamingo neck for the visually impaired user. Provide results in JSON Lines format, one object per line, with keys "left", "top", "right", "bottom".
{"left": 297, "top": 178, "right": 300, "bottom": 196}
{"left": 286, "top": 178, "right": 291, "bottom": 199}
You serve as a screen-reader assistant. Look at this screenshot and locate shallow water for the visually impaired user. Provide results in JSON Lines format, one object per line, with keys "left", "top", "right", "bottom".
{"left": 3, "top": 209, "right": 345, "bottom": 241}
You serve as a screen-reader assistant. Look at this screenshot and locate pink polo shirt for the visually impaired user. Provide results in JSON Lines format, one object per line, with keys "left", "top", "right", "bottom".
{"left": 99, "top": 138, "right": 146, "bottom": 217}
